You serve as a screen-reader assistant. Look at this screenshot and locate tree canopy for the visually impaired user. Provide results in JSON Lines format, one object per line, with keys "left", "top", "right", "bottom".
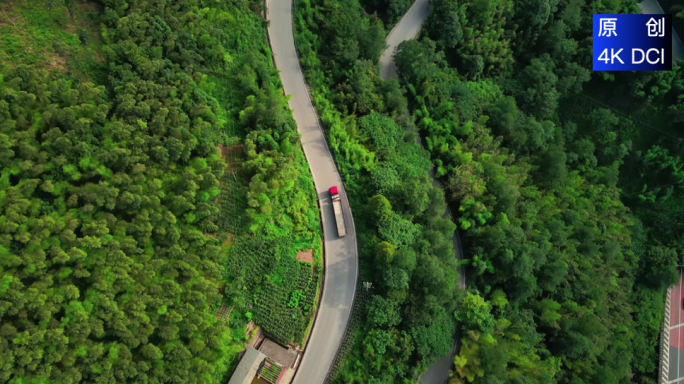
{"left": 0, "top": 0, "right": 322, "bottom": 382}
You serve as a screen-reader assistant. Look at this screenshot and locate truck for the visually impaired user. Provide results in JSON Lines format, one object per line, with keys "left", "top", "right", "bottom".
{"left": 329, "top": 186, "right": 347, "bottom": 238}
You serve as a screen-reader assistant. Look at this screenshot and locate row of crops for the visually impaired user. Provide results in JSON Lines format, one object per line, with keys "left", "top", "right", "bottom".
{"left": 223, "top": 235, "right": 321, "bottom": 345}
{"left": 214, "top": 129, "right": 322, "bottom": 348}
{"left": 217, "top": 173, "right": 249, "bottom": 236}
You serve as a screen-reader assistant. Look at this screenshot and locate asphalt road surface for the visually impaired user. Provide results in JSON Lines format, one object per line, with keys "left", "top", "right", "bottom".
{"left": 379, "top": 0, "right": 430, "bottom": 79}
{"left": 638, "top": 0, "right": 684, "bottom": 64}
{"left": 265, "top": 1, "right": 359, "bottom": 383}
{"left": 378, "top": 2, "right": 467, "bottom": 383}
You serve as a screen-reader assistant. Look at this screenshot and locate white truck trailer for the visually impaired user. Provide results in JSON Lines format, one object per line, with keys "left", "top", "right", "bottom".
{"left": 329, "top": 186, "right": 347, "bottom": 238}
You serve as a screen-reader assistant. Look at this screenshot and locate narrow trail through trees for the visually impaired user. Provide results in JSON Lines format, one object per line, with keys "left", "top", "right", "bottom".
{"left": 378, "top": 4, "right": 467, "bottom": 384}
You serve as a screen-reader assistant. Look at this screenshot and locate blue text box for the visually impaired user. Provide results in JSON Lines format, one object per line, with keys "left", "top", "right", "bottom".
{"left": 593, "top": 14, "right": 672, "bottom": 71}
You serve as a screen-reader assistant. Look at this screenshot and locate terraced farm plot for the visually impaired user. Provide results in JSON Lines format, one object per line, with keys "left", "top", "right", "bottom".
{"left": 223, "top": 237, "right": 321, "bottom": 346}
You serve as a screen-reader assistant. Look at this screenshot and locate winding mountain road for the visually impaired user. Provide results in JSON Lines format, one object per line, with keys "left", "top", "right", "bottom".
{"left": 265, "top": 1, "right": 359, "bottom": 383}
{"left": 379, "top": 2, "right": 467, "bottom": 384}
{"left": 264, "top": 0, "right": 462, "bottom": 381}
{"left": 379, "top": 0, "right": 430, "bottom": 79}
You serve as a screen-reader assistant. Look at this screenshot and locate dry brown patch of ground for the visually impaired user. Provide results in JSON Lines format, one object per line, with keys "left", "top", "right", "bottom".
{"left": 216, "top": 143, "right": 245, "bottom": 172}
{"left": 74, "top": 0, "right": 101, "bottom": 17}
{"left": 216, "top": 144, "right": 228, "bottom": 158}
{"left": 46, "top": 55, "right": 68, "bottom": 72}
{"left": 222, "top": 233, "right": 235, "bottom": 248}
{"left": 296, "top": 249, "right": 314, "bottom": 264}
{"left": 63, "top": 7, "right": 76, "bottom": 32}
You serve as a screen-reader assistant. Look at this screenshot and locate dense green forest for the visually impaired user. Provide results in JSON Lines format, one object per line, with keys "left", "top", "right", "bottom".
{"left": 0, "top": 0, "right": 321, "bottom": 382}
{"left": 396, "top": 1, "right": 684, "bottom": 383}
{"left": 294, "top": 0, "right": 467, "bottom": 382}
{"left": 295, "top": 0, "right": 684, "bottom": 383}
{"left": 397, "top": 0, "right": 683, "bottom": 383}
{"left": 2, "top": 0, "right": 683, "bottom": 383}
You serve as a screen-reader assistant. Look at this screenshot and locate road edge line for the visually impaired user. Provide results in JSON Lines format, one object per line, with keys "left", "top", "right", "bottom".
{"left": 263, "top": 0, "right": 360, "bottom": 382}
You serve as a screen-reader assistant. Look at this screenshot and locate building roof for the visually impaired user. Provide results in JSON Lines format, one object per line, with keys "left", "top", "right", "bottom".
{"left": 258, "top": 339, "right": 298, "bottom": 368}
{"left": 227, "top": 347, "right": 266, "bottom": 384}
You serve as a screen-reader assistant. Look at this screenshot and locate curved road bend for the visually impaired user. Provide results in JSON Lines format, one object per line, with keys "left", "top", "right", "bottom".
{"left": 381, "top": 1, "right": 682, "bottom": 383}
{"left": 265, "top": 0, "right": 359, "bottom": 383}
{"left": 379, "top": 0, "right": 431, "bottom": 79}
{"left": 379, "top": 2, "right": 467, "bottom": 383}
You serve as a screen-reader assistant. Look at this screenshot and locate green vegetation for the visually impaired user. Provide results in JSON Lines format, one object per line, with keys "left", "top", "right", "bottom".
{"left": 294, "top": 0, "right": 464, "bottom": 382}
{"left": 0, "top": 0, "right": 106, "bottom": 82}
{"left": 293, "top": 0, "right": 683, "bottom": 381}
{"left": 360, "top": 0, "right": 415, "bottom": 30}
{"left": 223, "top": 237, "right": 320, "bottom": 345}
{"left": 390, "top": 0, "right": 684, "bottom": 383}
{"left": 0, "top": 0, "right": 320, "bottom": 382}
{"left": 209, "top": 3, "right": 323, "bottom": 348}
{"left": 3, "top": 0, "right": 681, "bottom": 382}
